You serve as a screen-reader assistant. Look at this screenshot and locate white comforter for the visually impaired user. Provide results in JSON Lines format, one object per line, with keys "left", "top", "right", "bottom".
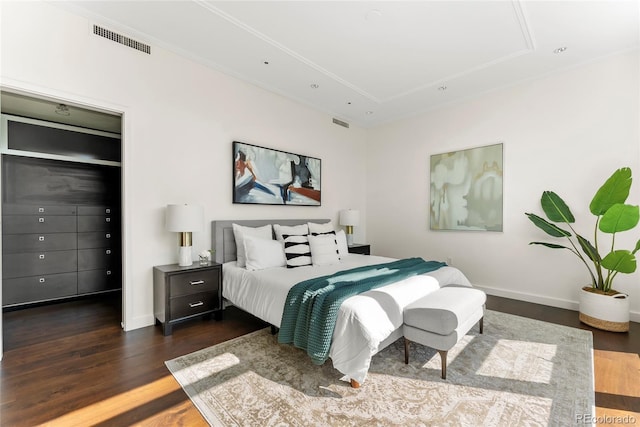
{"left": 223, "top": 254, "right": 472, "bottom": 384}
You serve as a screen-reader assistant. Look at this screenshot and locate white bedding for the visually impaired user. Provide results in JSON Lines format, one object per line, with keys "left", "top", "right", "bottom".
{"left": 223, "top": 253, "right": 472, "bottom": 384}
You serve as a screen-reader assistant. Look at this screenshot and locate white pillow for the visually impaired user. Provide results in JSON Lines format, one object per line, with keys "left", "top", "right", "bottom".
{"left": 308, "top": 234, "right": 340, "bottom": 266}
{"left": 232, "top": 223, "right": 272, "bottom": 268}
{"left": 283, "top": 234, "right": 312, "bottom": 268}
{"left": 273, "top": 223, "right": 308, "bottom": 241}
{"left": 308, "top": 221, "right": 334, "bottom": 235}
{"left": 335, "top": 229, "right": 349, "bottom": 258}
{"left": 243, "top": 235, "right": 286, "bottom": 271}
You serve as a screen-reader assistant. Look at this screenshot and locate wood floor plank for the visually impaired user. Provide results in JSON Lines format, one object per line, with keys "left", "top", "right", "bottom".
{"left": 1, "top": 293, "right": 638, "bottom": 426}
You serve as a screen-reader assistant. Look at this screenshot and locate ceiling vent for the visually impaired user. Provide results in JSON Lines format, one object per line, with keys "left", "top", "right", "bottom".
{"left": 332, "top": 118, "right": 349, "bottom": 128}
{"left": 93, "top": 24, "right": 151, "bottom": 55}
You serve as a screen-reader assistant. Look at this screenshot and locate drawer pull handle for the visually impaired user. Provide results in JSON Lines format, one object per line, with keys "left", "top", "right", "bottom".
{"left": 39, "top": 236, "right": 45, "bottom": 241}
{"left": 106, "top": 233, "right": 111, "bottom": 239}
{"left": 190, "top": 280, "right": 205, "bottom": 286}
{"left": 105, "top": 218, "right": 111, "bottom": 223}
{"left": 38, "top": 207, "right": 45, "bottom": 213}
{"left": 106, "top": 208, "right": 111, "bottom": 214}
{"left": 39, "top": 278, "right": 45, "bottom": 283}
{"left": 106, "top": 249, "right": 112, "bottom": 255}
{"left": 189, "top": 301, "right": 204, "bottom": 308}
{"left": 38, "top": 217, "right": 45, "bottom": 223}
{"left": 39, "top": 254, "right": 45, "bottom": 260}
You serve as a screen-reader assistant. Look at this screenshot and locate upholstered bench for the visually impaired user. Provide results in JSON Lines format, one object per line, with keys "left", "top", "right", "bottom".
{"left": 403, "top": 286, "right": 486, "bottom": 379}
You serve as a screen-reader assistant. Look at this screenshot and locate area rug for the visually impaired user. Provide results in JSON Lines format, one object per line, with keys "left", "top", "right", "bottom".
{"left": 166, "top": 310, "right": 594, "bottom": 426}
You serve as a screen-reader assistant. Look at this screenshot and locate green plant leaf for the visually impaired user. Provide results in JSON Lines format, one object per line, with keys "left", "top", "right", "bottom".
{"left": 590, "top": 167, "right": 632, "bottom": 216}
{"left": 529, "top": 242, "right": 570, "bottom": 249}
{"left": 601, "top": 250, "right": 637, "bottom": 273}
{"left": 541, "top": 191, "right": 575, "bottom": 223}
{"left": 634, "top": 239, "right": 640, "bottom": 254}
{"left": 525, "top": 213, "right": 571, "bottom": 237}
{"left": 599, "top": 203, "right": 639, "bottom": 233}
{"left": 576, "top": 234, "right": 600, "bottom": 262}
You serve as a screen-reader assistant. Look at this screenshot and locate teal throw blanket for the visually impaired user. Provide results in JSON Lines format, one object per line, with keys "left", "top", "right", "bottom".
{"left": 278, "top": 257, "right": 446, "bottom": 364}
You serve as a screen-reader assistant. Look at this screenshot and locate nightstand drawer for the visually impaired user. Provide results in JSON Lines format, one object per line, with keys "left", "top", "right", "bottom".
{"left": 170, "top": 291, "right": 219, "bottom": 319}
{"left": 169, "top": 270, "right": 219, "bottom": 297}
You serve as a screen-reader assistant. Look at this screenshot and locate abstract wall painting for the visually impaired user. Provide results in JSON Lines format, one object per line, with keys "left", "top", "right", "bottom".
{"left": 233, "top": 141, "right": 321, "bottom": 206}
{"left": 430, "top": 142, "right": 503, "bottom": 231}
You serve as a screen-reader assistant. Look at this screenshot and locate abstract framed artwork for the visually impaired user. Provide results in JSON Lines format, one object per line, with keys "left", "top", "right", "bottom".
{"left": 233, "top": 141, "right": 321, "bottom": 206}
{"left": 430, "top": 142, "right": 503, "bottom": 231}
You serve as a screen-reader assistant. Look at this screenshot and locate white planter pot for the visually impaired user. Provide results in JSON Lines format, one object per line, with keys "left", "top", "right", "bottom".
{"left": 578, "top": 287, "right": 629, "bottom": 332}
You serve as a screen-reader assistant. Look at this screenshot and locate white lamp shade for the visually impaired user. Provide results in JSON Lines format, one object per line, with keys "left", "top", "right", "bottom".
{"left": 339, "top": 209, "right": 360, "bottom": 226}
{"left": 165, "top": 204, "right": 203, "bottom": 232}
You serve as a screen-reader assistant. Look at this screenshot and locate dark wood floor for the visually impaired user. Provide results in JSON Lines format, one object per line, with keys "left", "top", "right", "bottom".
{"left": 1, "top": 294, "right": 638, "bottom": 426}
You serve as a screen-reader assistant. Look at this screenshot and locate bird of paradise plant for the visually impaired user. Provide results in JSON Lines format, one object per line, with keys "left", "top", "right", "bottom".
{"left": 525, "top": 167, "right": 640, "bottom": 293}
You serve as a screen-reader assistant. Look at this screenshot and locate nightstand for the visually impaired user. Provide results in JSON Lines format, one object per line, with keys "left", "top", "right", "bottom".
{"left": 348, "top": 244, "right": 371, "bottom": 255}
{"left": 153, "top": 262, "right": 223, "bottom": 335}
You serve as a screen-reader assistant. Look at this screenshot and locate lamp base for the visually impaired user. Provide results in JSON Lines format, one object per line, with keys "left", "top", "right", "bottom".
{"left": 346, "top": 233, "right": 354, "bottom": 246}
{"left": 178, "top": 246, "right": 193, "bottom": 267}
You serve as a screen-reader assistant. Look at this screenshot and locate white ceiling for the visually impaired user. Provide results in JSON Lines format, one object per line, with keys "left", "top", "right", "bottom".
{"left": 57, "top": 0, "right": 639, "bottom": 128}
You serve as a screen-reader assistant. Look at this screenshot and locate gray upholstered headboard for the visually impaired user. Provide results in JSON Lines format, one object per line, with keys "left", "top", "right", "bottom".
{"left": 212, "top": 219, "right": 331, "bottom": 264}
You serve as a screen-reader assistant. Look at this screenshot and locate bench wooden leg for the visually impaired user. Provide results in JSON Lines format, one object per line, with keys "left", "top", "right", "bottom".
{"left": 404, "top": 338, "right": 410, "bottom": 364}
{"left": 438, "top": 350, "right": 448, "bottom": 379}
{"left": 479, "top": 317, "right": 484, "bottom": 334}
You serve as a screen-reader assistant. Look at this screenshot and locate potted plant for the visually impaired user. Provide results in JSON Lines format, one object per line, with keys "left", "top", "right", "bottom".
{"left": 525, "top": 167, "right": 639, "bottom": 332}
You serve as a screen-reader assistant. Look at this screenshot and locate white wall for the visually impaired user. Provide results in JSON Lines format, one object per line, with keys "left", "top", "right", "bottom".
{"left": 366, "top": 50, "right": 640, "bottom": 320}
{"left": 0, "top": 1, "right": 368, "bottom": 332}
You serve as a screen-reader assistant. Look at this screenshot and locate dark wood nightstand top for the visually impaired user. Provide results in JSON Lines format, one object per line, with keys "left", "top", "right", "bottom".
{"left": 153, "top": 262, "right": 221, "bottom": 274}
{"left": 348, "top": 244, "right": 370, "bottom": 255}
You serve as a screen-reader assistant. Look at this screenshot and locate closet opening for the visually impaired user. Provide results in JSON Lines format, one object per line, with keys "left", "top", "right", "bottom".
{"left": 0, "top": 90, "right": 123, "bottom": 340}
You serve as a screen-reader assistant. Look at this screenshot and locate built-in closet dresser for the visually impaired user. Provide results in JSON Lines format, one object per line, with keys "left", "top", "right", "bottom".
{"left": 1, "top": 113, "right": 121, "bottom": 308}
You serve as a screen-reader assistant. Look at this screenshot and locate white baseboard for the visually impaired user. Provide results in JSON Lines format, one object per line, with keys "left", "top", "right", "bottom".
{"left": 123, "top": 314, "right": 155, "bottom": 331}
{"left": 474, "top": 284, "right": 640, "bottom": 324}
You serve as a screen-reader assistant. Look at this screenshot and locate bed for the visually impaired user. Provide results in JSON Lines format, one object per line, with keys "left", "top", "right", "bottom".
{"left": 212, "top": 219, "right": 472, "bottom": 386}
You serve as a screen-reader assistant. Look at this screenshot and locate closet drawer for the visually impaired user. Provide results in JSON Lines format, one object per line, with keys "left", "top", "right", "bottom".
{"left": 3, "top": 204, "right": 76, "bottom": 216}
{"left": 2, "top": 251, "right": 78, "bottom": 279}
{"left": 3, "top": 215, "right": 76, "bottom": 234}
{"left": 78, "top": 231, "right": 118, "bottom": 249}
{"left": 78, "top": 269, "right": 120, "bottom": 294}
{"left": 77, "top": 215, "right": 117, "bottom": 232}
{"left": 3, "top": 232, "right": 77, "bottom": 253}
{"left": 77, "top": 206, "right": 117, "bottom": 216}
{"left": 2, "top": 272, "right": 77, "bottom": 306}
{"left": 78, "top": 248, "right": 118, "bottom": 271}
{"left": 3, "top": 250, "right": 77, "bottom": 278}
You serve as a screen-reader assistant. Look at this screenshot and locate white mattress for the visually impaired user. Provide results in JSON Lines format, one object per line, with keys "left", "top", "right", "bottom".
{"left": 223, "top": 254, "right": 472, "bottom": 383}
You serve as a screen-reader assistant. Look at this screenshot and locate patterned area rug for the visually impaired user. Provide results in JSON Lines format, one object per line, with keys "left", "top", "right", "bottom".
{"left": 166, "top": 310, "right": 594, "bottom": 426}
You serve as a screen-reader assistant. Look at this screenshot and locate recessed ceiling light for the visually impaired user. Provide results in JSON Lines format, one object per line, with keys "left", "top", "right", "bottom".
{"left": 438, "top": 86, "right": 447, "bottom": 91}
{"left": 553, "top": 47, "right": 567, "bottom": 54}
{"left": 365, "top": 111, "right": 374, "bottom": 115}
{"left": 310, "top": 83, "right": 319, "bottom": 89}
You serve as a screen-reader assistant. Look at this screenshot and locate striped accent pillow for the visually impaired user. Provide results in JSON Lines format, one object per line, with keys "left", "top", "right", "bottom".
{"left": 282, "top": 234, "right": 312, "bottom": 268}
{"left": 308, "top": 222, "right": 333, "bottom": 235}
{"left": 308, "top": 234, "right": 340, "bottom": 266}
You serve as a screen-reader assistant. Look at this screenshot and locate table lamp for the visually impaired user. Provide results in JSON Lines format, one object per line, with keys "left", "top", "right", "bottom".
{"left": 339, "top": 209, "right": 360, "bottom": 246}
{"left": 165, "top": 204, "right": 203, "bottom": 266}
